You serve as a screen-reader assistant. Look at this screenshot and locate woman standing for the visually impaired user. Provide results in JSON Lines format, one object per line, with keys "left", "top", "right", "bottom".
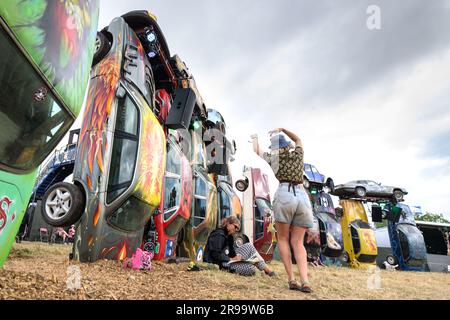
{"left": 203, "top": 216, "right": 275, "bottom": 277}
{"left": 252, "top": 128, "right": 313, "bottom": 293}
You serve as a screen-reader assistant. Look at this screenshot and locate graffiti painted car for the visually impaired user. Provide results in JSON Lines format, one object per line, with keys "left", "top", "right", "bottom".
{"left": 338, "top": 199, "right": 378, "bottom": 269}
{"left": 142, "top": 132, "right": 192, "bottom": 261}
{"left": 39, "top": 14, "right": 173, "bottom": 262}
{"left": 0, "top": 0, "right": 99, "bottom": 267}
{"left": 303, "top": 163, "right": 334, "bottom": 192}
{"left": 332, "top": 180, "right": 407, "bottom": 202}
{"left": 178, "top": 129, "right": 218, "bottom": 262}
{"left": 236, "top": 167, "right": 277, "bottom": 262}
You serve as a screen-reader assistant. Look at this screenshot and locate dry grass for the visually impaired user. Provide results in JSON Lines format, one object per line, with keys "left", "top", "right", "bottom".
{"left": 1, "top": 242, "right": 449, "bottom": 300}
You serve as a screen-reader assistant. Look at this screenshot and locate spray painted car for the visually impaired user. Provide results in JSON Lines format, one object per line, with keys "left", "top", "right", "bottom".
{"left": 373, "top": 203, "right": 427, "bottom": 271}
{"left": 39, "top": 14, "right": 172, "bottom": 262}
{"left": 311, "top": 192, "right": 344, "bottom": 259}
{"left": 142, "top": 131, "right": 192, "bottom": 261}
{"left": 0, "top": 0, "right": 99, "bottom": 267}
{"left": 236, "top": 167, "right": 277, "bottom": 262}
{"left": 338, "top": 199, "right": 378, "bottom": 269}
{"left": 178, "top": 128, "right": 218, "bottom": 262}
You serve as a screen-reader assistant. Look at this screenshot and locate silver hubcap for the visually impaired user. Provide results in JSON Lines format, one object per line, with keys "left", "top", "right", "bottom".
{"left": 357, "top": 188, "right": 365, "bottom": 196}
{"left": 45, "top": 187, "right": 72, "bottom": 220}
{"left": 387, "top": 256, "right": 395, "bottom": 265}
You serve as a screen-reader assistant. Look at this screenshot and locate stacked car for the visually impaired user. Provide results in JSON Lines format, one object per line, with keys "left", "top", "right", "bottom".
{"left": 374, "top": 203, "right": 428, "bottom": 271}
{"left": 32, "top": 10, "right": 241, "bottom": 264}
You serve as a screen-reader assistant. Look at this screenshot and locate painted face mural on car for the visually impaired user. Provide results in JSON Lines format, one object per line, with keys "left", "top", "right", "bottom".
{"left": 2, "top": 0, "right": 99, "bottom": 114}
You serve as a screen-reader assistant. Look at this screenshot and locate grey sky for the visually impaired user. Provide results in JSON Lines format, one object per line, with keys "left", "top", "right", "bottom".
{"left": 97, "top": 0, "right": 450, "bottom": 218}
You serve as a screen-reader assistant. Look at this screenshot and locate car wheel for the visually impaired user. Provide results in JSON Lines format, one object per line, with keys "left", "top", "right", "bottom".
{"left": 92, "top": 32, "right": 111, "bottom": 66}
{"left": 303, "top": 178, "right": 310, "bottom": 189}
{"left": 41, "top": 182, "right": 85, "bottom": 227}
{"left": 386, "top": 255, "right": 398, "bottom": 266}
{"left": 393, "top": 190, "right": 404, "bottom": 201}
{"left": 355, "top": 187, "right": 366, "bottom": 198}
{"left": 326, "top": 178, "right": 335, "bottom": 193}
{"left": 235, "top": 178, "right": 249, "bottom": 192}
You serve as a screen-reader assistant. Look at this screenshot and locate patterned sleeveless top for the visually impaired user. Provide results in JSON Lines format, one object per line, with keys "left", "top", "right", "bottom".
{"left": 262, "top": 146, "right": 304, "bottom": 184}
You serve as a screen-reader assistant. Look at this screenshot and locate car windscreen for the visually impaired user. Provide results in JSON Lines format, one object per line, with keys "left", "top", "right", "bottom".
{"left": 0, "top": 26, "right": 72, "bottom": 172}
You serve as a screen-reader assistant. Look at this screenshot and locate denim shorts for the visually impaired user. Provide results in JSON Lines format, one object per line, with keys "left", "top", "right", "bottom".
{"left": 273, "top": 183, "right": 314, "bottom": 228}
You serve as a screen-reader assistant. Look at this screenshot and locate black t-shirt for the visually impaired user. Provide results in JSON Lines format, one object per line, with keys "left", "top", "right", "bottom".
{"left": 203, "top": 227, "right": 236, "bottom": 266}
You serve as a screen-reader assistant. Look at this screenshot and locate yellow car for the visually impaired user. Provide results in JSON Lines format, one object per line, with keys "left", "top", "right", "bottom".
{"left": 339, "top": 199, "right": 378, "bottom": 269}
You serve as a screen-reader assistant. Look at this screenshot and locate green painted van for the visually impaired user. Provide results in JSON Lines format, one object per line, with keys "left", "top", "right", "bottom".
{"left": 0, "top": 0, "right": 99, "bottom": 267}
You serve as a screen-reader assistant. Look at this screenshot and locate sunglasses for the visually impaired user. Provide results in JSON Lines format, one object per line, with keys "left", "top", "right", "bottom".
{"left": 233, "top": 224, "right": 240, "bottom": 232}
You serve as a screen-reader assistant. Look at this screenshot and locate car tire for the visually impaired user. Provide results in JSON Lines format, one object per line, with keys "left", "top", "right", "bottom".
{"left": 41, "top": 182, "right": 85, "bottom": 227}
{"left": 92, "top": 32, "right": 111, "bottom": 66}
{"left": 386, "top": 255, "right": 398, "bottom": 266}
{"left": 235, "top": 178, "right": 249, "bottom": 192}
{"left": 303, "top": 178, "right": 310, "bottom": 189}
{"left": 393, "top": 190, "right": 404, "bottom": 201}
{"left": 326, "top": 178, "right": 335, "bottom": 193}
{"left": 355, "top": 187, "right": 366, "bottom": 198}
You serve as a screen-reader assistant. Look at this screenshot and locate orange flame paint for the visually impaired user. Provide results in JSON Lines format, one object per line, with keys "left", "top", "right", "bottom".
{"left": 118, "top": 244, "right": 127, "bottom": 261}
{"left": 93, "top": 203, "right": 101, "bottom": 227}
{"left": 86, "top": 175, "right": 92, "bottom": 189}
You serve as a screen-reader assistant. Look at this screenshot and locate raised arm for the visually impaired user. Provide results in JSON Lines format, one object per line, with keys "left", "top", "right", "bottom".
{"left": 251, "top": 134, "right": 265, "bottom": 158}
{"left": 269, "top": 128, "right": 302, "bottom": 148}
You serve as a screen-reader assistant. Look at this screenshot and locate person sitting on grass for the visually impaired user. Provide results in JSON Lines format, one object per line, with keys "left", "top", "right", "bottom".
{"left": 203, "top": 216, "right": 276, "bottom": 277}
{"left": 52, "top": 227, "right": 69, "bottom": 244}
